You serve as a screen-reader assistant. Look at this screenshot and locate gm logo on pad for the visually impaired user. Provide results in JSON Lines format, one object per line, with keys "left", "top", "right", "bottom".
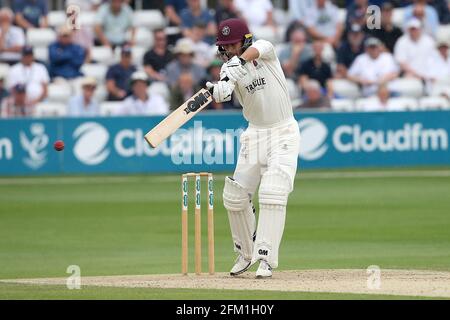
{"left": 73, "top": 122, "right": 110, "bottom": 165}
{"left": 298, "top": 118, "right": 328, "bottom": 161}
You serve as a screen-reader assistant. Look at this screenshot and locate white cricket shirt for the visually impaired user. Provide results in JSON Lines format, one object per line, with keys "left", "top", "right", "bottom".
{"left": 227, "top": 39, "right": 294, "bottom": 127}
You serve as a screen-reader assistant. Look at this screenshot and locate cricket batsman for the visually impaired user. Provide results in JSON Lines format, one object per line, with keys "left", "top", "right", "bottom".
{"left": 206, "top": 18, "right": 301, "bottom": 278}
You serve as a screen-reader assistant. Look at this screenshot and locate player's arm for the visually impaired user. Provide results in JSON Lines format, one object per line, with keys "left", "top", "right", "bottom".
{"left": 242, "top": 39, "right": 276, "bottom": 62}
{"left": 240, "top": 47, "right": 259, "bottom": 62}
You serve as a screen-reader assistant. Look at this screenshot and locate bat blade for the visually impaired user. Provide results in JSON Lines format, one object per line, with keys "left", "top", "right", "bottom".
{"left": 144, "top": 88, "right": 213, "bottom": 148}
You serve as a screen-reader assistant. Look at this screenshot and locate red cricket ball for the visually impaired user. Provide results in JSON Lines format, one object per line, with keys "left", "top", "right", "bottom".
{"left": 54, "top": 140, "right": 65, "bottom": 151}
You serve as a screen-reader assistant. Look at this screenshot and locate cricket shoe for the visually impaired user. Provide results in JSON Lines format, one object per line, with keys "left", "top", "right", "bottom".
{"left": 255, "top": 260, "right": 272, "bottom": 279}
{"left": 230, "top": 255, "right": 252, "bottom": 276}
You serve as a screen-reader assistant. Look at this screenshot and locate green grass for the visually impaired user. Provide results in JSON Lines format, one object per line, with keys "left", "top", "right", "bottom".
{"left": 0, "top": 169, "right": 449, "bottom": 299}
{"left": 0, "top": 283, "right": 440, "bottom": 300}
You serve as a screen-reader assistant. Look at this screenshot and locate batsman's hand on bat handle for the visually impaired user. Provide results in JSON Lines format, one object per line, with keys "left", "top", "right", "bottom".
{"left": 223, "top": 56, "right": 247, "bottom": 83}
{"left": 206, "top": 57, "right": 246, "bottom": 99}
{"left": 206, "top": 80, "right": 235, "bottom": 103}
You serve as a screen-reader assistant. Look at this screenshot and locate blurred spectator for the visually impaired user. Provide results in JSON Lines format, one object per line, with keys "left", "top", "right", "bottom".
{"left": 285, "top": 0, "right": 315, "bottom": 41}
{"left": 348, "top": 37, "right": 399, "bottom": 97}
{"left": 165, "top": 38, "right": 206, "bottom": 87}
{"left": 189, "top": 22, "right": 215, "bottom": 68}
{"left": 345, "top": 0, "right": 369, "bottom": 33}
{"left": 359, "top": 84, "right": 399, "bottom": 111}
{"left": 180, "top": 0, "right": 216, "bottom": 44}
{"left": 394, "top": 18, "right": 435, "bottom": 80}
{"left": 49, "top": 26, "right": 86, "bottom": 80}
{"left": 13, "top": 0, "right": 49, "bottom": 29}
{"left": 296, "top": 40, "right": 333, "bottom": 97}
{"left": 0, "top": 76, "right": 9, "bottom": 112}
{"left": 66, "top": 0, "right": 102, "bottom": 10}
{"left": 143, "top": 29, "right": 173, "bottom": 82}
{"left": 367, "top": 2, "right": 403, "bottom": 53}
{"left": 0, "top": 8, "right": 25, "bottom": 65}
{"left": 298, "top": 80, "right": 331, "bottom": 109}
{"left": 0, "top": 84, "right": 31, "bottom": 117}
{"left": 215, "top": 0, "right": 240, "bottom": 25}
{"left": 67, "top": 5, "right": 95, "bottom": 62}
{"left": 346, "top": 0, "right": 369, "bottom": 31}
{"left": 117, "top": 71, "right": 169, "bottom": 115}
{"left": 279, "top": 28, "right": 314, "bottom": 79}
{"left": 403, "top": 0, "right": 439, "bottom": 37}
{"left": 426, "top": 40, "right": 450, "bottom": 83}
{"left": 170, "top": 71, "right": 199, "bottom": 109}
{"left": 430, "top": 0, "right": 450, "bottom": 24}
{"left": 7, "top": 46, "right": 49, "bottom": 107}
{"left": 0, "top": 8, "right": 25, "bottom": 64}
{"left": 288, "top": 0, "right": 315, "bottom": 23}
{"left": 304, "top": 0, "right": 343, "bottom": 48}
{"left": 95, "top": 0, "right": 135, "bottom": 49}
{"left": 164, "top": 0, "right": 188, "bottom": 26}
{"left": 68, "top": 77, "right": 100, "bottom": 117}
{"left": 234, "top": 0, "right": 275, "bottom": 29}
{"left": 336, "top": 24, "right": 366, "bottom": 78}
{"left": 106, "top": 45, "right": 137, "bottom": 101}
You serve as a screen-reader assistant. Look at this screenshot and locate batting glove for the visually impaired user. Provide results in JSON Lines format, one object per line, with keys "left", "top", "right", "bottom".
{"left": 223, "top": 56, "right": 247, "bottom": 83}
{"left": 206, "top": 81, "right": 235, "bottom": 103}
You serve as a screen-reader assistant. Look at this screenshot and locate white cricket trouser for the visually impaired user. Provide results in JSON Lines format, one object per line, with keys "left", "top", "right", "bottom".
{"left": 232, "top": 117, "right": 300, "bottom": 268}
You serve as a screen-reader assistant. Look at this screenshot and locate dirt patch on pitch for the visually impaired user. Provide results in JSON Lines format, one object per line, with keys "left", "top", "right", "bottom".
{"left": 2, "top": 269, "right": 450, "bottom": 298}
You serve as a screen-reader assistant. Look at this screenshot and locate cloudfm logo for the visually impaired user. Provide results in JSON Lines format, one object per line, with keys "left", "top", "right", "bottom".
{"left": 298, "top": 118, "right": 328, "bottom": 161}
{"left": 73, "top": 122, "right": 110, "bottom": 165}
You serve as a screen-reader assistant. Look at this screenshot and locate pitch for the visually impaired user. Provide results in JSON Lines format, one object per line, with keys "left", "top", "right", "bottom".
{"left": 1, "top": 168, "right": 450, "bottom": 299}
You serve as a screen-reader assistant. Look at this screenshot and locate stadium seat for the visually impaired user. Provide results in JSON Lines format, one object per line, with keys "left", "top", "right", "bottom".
{"left": 331, "top": 98, "right": 355, "bottom": 112}
{"left": 47, "top": 82, "right": 72, "bottom": 102}
{"left": 133, "top": 10, "right": 166, "bottom": 29}
{"left": 419, "top": 96, "right": 450, "bottom": 110}
{"left": 79, "top": 11, "right": 96, "bottom": 27}
{"left": 128, "top": 28, "right": 154, "bottom": 49}
{"left": 436, "top": 25, "right": 450, "bottom": 43}
{"left": 94, "top": 84, "right": 108, "bottom": 102}
{"left": 35, "top": 102, "right": 67, "bottom": 117}
{"left": 131, "top": 46, "right": 146, "bottom": 67}
{"left": 100, "top": 101, "right": 122, "bottom": 116}
{"left": 431, "top": 85, "right": 450, "bottom": 98}
{"left": 48, "top": 11, "right": 66, "bottom": 28}
{"left": 33, "top": 46, "right": 49, "bottom": 63}
{"left": 273, "top": 8, "right": 289, "bottom": 26}
{"left": 91, "top": 46, "right": 115, "bottom": 65}
{"left": 392, "top": 8, "right": 404, "bottom": 27}
{"left": 0, "top": 63, "right": 10, "bottom": 79}
{"left": 388, "top": 78, "right": 424, "bottom": 98}
{"left": 354, "top": 97, "right": 378, "bottom": 111}
{"left": 81, "top": 64, "right": 107, "bottom": 82}
{"left": 26, "top": 28, "right": 57, "bottom": 47}
{"left": 332, "top": 79, "right": 361, "bottom": 99}
{"left": 148, "top": 81, "right": 170, "bottom": 103}
{"left": 165, "top": 26, "right": 181, "bottom": 36}
{"left": 388, "top": 97, "right": 419, "bottom": 111}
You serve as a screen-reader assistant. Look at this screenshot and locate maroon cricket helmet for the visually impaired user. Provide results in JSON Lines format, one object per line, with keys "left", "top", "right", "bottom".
{"left": 216, "top": 18, "right": 252, "bottom": 46}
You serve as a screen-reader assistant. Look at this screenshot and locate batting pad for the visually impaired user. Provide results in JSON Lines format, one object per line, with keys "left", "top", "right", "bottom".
{"left": 252, "top": 169, "right": 292, "bottom": 268}
{"left": 223, "top": 177, "right": 256, "bottom": 261}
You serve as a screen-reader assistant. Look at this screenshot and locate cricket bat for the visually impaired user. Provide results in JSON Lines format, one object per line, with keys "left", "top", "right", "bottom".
{"left": 144, "top": 88, "right": 213, "bottom": 148}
